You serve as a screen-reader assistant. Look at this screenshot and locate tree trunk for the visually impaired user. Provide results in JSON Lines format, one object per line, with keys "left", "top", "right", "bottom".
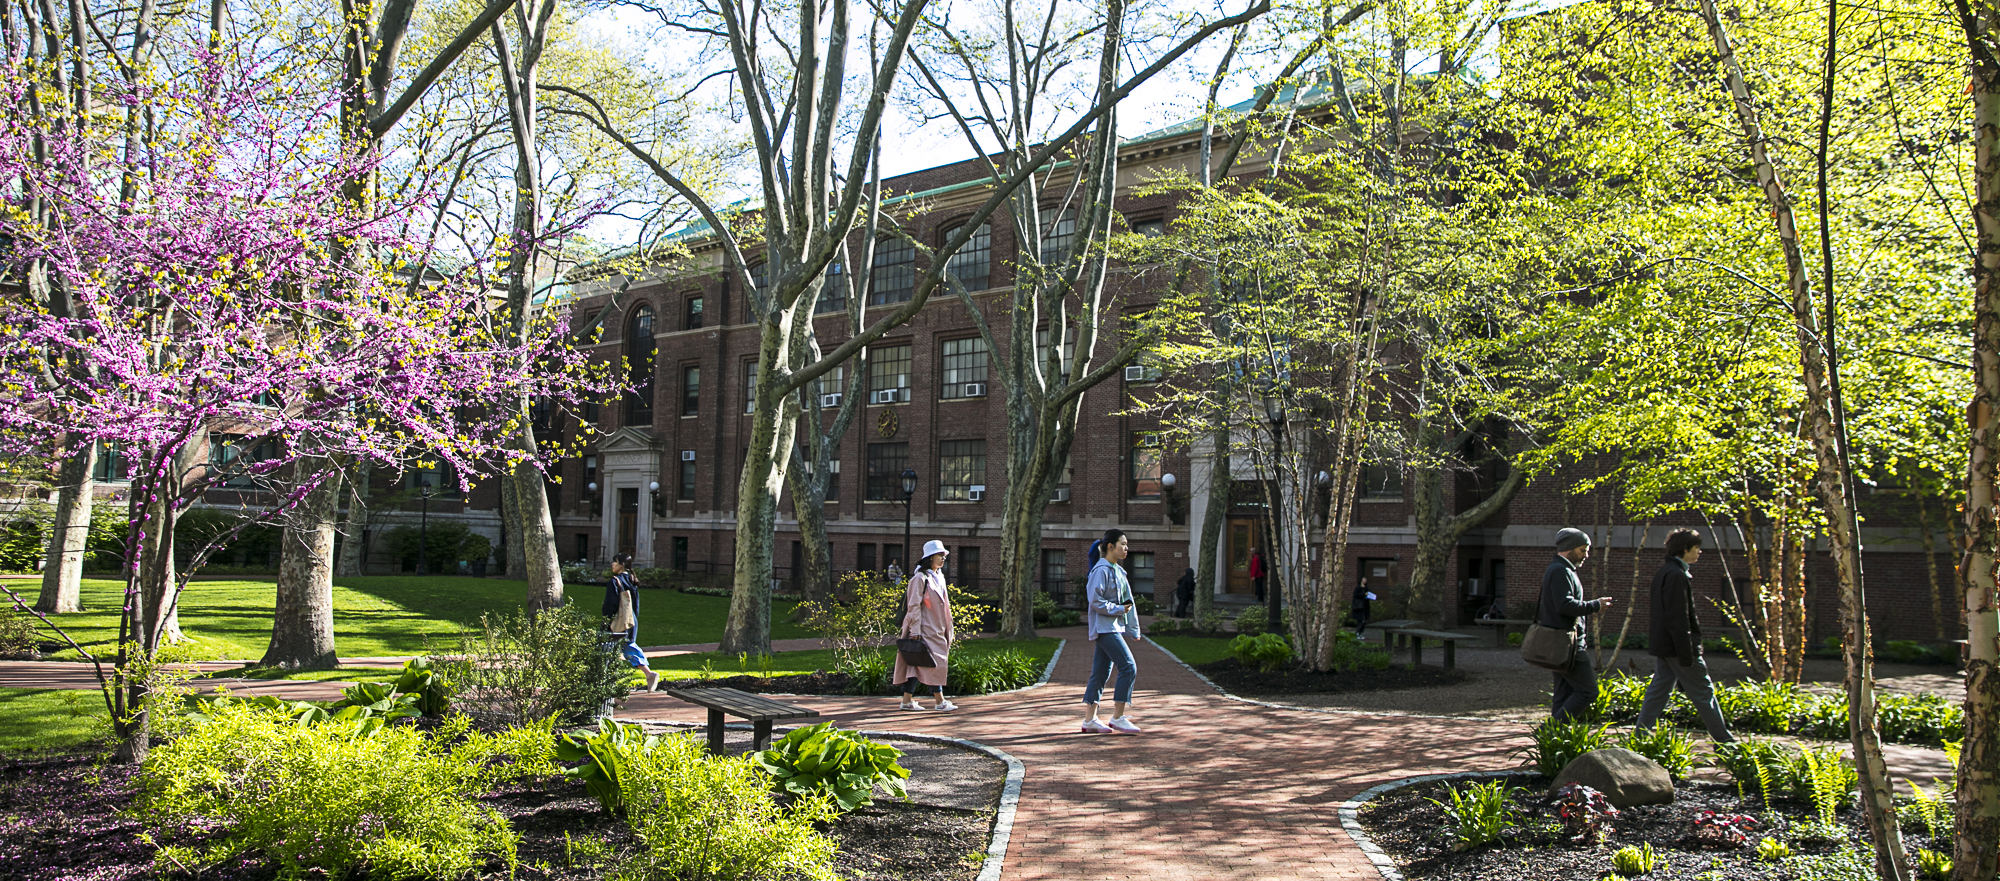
{"left": 1952, "top": 2, "right": 2000, "bottom": 876}
{"left": 333, "top": 461, "right": 370, "bottom": 577}
{"left": 1605, "top": 521, "right": 1651, "bottom": 672}
{"left": 36, "top": 445, "right": 94, "bottom": 613}
{"left": 500, "top": 470, "right": 526, "bottom": 578}
{"left": 1407, "top": 454, "right": 1525, "bottom": 629}
{"left": 721, "top": 323, "right": 800, "bottom": 656}
{"left": 1193, "top": 424, "right": 1230, "bottom": 625}
{"left": 1920, "top": 502, "right": 1950, "bottom": 641}
{"left": 786, "top": 468, "right": 833, "bottom": 602}
{"left": 263, "top": 468, "right": 341, "bottom": 669}
{"left": 1698, "top": 2, "right": 1906, "bottom": 872}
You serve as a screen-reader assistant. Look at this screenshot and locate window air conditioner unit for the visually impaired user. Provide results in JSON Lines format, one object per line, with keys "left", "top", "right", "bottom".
{"left": 872, "top": 389, "right": 900, "bottom": 405}
{"left": 826, "top": 460, "right": 840, "bottom": 473}
{"left": 819, "top": 393, "right": 842, "bottom": 408}
{"left": 681, "top": 450, "right": 696, "bottom": 461}
{"left": 1125, "top": 366, "right": 1157, "bottom": 382}
{"left": 962, "top": 383, "right": 985, "bottom": 398}
{"left": 1051, "top": 487, "right": 1070, "bottom": 503}
{"left": 967, "top": 485, "right": 985, "bottom": 502}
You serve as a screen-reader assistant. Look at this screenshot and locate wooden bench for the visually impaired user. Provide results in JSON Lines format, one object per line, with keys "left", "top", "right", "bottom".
{"left": 1471, "top": 618, "right": 1536, "bottom": 647}
{"left": 1393, "top": 629, "right": 1479, "bottom": 671}
{"left": 663, "top": 687, "right": 820, "bottom": 755}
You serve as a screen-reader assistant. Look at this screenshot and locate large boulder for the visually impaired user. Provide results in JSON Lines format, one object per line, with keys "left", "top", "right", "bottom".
{"left": 1550, "top": 747, "right": 1673, "bottom": 807}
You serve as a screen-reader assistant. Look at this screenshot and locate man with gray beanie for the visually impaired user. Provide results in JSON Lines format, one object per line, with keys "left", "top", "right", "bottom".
{"left": 1540, "top": 527, "right": 1614, "bottom": 722}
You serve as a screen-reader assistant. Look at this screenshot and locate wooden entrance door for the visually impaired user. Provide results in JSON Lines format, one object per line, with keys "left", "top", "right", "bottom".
{"left": 1225, "top": 518, "right": 1261, "bottom": 594}
{"left": 617, "top": 488, "right": 639, "bottom": 555}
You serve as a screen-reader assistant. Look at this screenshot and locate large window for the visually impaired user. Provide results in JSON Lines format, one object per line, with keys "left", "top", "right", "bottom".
{"left": 401, "top": 459, "right": 449, "bottom": 493}
{"left": 1035, "top": 327, "right": 1076, "bottom": 378}
{"left": 1038, "top": 206, "right": 1077, "bottom": 265}
{"left": 804, "top": 453, "right": 840, "bottom": 501}
{"left": 868, "top": 344, "right": 910, "bottom": 404}
{"left": 937, "top": 439, "right": 986, "bottom": 501}
{"left": 866, "top": 442, "right": 909, "bottom": 500}
{"left": 870, "top": 238, "right": 914, "bottom": 305}
{"left": 940, "top": 337, "right": 988, "bottom": 398}
{"left": 1041, "top": 549, "right": 1067, "bottom": 600}
{"left": 1361, "top": 463, "right": 1404, "bottom": 499}
{"left": 681, "top": 365, "right": 701, "bottom": 417}
{"left": 747, "top": 263, "right": 768, "bottom": 322}
{"left": 816, "top": 261, "right": 846, "bottom": 314}
{"left": 92, "top": 441, "right": 128, "bottom": 482}
{"left": 684, "top": 295, "right": 704, "bottom": 330}
{"left": 743, "top": 362, "right": 757, "bottom": 413}
{"left": 813, "top": 365, "right": 846, "bottom": 406}
{"left": 625, "top": 305, "right": 655, "bottom": 425}
{"left": 1130, "top": 432, "right": 1163, "bottom": 498}
{"left": 679, "top": 453, "right": 696, "bottom": 500}
{"left": 858, "top": 543, "right": 876, "bottom": 573}
{"left": 944, "top": 222, "right": 990, "bottom": 290}
{"left": 957, "top": 546, "right": 981, "bottom": 589}
{"left": 1126, "top": 551, "right": 1156, "bottom": 597}
{"left": 582, "top": 455, "right": 598, "bottom": 511}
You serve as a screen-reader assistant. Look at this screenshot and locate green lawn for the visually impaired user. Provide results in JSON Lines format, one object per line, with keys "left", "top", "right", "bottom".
{"left": 30, "top": 576, "right": 810, "bottom": 663}
{"left": 644, "top": 636, "right": 1061, "bottom": 679}
{"left": 1149, "top": 633, "right": 1238, "bottom": 666}
{"left": 0, "top": 688, "right": 110, "bottom": 754}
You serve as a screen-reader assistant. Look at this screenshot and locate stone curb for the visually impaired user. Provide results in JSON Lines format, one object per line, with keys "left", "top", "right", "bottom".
{"left": 1335, "top": 769, "right": 1516, "bottom": 881}
{"left": 624, "top": 719, "right": 1024, "bottom": 881}
{"left": 1144, "top": 637, "right": 1537, "bottom": 725}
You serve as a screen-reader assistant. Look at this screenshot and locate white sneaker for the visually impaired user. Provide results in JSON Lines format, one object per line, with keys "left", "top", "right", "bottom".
{"left": 1080, "top": 718, "right": 1113, "bottom": 734}
{"left": 1107, "top": 716, "right": 1142, "bottom": 734}
{"left": 933, "top": 699, "right": 959, "bottom": 712}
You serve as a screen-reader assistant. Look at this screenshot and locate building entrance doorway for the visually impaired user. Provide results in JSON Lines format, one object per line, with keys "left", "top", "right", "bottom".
{"left": 1225, "top": 518, "right": 1263, "bottom": 595}
{"left": 618, "top": 488, "right": 639, "bottom": 555}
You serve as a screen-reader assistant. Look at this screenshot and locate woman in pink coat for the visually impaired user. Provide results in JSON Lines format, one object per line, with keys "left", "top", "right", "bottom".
{"left": 895, "top": 539, "right": 957, "bottom": 711}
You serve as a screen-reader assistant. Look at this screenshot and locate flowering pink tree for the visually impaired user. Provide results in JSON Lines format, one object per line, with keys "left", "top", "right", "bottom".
{"left": 0, "top": 45, "right": 606, "bottom": 761}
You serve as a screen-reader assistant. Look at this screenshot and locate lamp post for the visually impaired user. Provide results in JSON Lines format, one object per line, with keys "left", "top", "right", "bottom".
{"left": 900, "top": 467, "right": 918, "bottom": 576}
{"left": 1261, "top": 392, "right": 1285, "bottom": 633}
{"left": 649, "top": 480, "right": 665, "bottom": 517}
{"left": 1161, "top": 472, "right": 1180, "bottom": 525}
{"left": 416, "top": 485, "right": 435, "bottom": 576}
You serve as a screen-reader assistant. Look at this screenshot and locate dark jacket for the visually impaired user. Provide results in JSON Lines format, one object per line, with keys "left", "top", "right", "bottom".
{"left": 1352, "top": 581, "right": 1372, "bottom": 611}
{"left": 602, "top": 571, "right": 639, "bottom": 620}
{"left": 1538, "top": 554, "right": 1603, "bottom": 647}
{"left": 1175, "top": 569, "right": 1196, "bottom": 602}
{"left": 1647, "top": 557, "right": 1700, "bottom": 664}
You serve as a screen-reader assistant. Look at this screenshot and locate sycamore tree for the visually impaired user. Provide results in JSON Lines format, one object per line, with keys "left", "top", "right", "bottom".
{"left": 0, "top": 44, "right": 603, "bottom": 762}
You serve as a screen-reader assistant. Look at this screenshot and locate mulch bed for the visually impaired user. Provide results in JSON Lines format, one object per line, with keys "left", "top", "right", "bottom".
{"left": 0, "top": 734, "right": 1003, "bottom": 881}
{"left": 1193, "top": 656, "right": 1468, "bottom": 695}
{"left": 1357, "top": 774, "right": 1943, "bottom": 881}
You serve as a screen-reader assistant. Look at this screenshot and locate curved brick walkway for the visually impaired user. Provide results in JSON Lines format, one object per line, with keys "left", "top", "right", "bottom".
{"left": 618, "top": 627, "right": 1533, "bottom": 881}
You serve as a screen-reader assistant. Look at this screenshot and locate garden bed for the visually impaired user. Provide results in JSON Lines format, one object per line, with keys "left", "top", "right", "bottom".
{"left": 0, "top": 733, "right": 1004, "bottom": 881}
{"left": 1193, "top": 656, "right": 1467, "bottom": 694}
{"left": 1357, "top": 774, "right": 1945, "bottom": 881}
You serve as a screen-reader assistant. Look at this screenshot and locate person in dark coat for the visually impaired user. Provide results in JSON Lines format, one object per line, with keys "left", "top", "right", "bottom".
{"left": 1635, "top": 529, "right": 1735, "bottom": 741}
{"left": 1351, "top": 577, "right": 1375, "bottom": 634}
{"left": 1539, "top": 528, "right": 1613, "bottom": 722}
{"left": 1174, "top": 567, "right": 1196, "bottom": 618}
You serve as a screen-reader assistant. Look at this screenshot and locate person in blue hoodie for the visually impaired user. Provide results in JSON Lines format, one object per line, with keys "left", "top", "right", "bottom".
{"left": 1080, "top": 528, "right": 1144, "bottom": 734}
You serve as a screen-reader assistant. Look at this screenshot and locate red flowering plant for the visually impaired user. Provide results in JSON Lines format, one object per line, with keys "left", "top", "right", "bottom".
{"left": 1688, "top": 810, "right": 1759, "bottom": 847}
{"left": 1551, "top": 783, "right": 1619, "bottom": 845}
{"left": 0, "top": 43, "right": 614, "bottom": 760}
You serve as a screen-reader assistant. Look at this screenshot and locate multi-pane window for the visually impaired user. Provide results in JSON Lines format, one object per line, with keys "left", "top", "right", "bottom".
{"left": 865, "top": 442, "right": 909, "bottom": 500}
{"left": 211, "top": 435, "right": 277, "bottom": 489}
{"left": 747, "top": 263, "right": 768, "bottom": 320}
{"left": 1041, "top": 549, "right": 1067, "bottom": 598}
{"left": 92, "top": 441, "right": 128, "bottom": 482}
{"left": 1130, "top": 432, "right": 1163, "bottom": 498}
{"left": 803, "top": 454, "right": 840, "bottom": 501}
{"left": 1035, "top": 327, "right": 1076, "bottom": 379}
{"left": 957, "top": 546, "right": 981, "bottom": 589}
{"left": 402, "top": 459, "right": 448, "bottom": 493}
{"left": 681, "top": 366, "right": 701, "bottom": 417}
{"left": 679, "top": 453, "right": 696, "bottom": 500}
{"left": 1049, "top": 455, "right": 1073, "bottom": 503}
{"left": 1126, "top": 552, "right": 1156, "bottom": 596}
{"left": 1361, "top": 463, "right": 1404, "bottom": 499}
{"left": 937, "top": 439, "right": 986, "bottom": 501}
{"left": 625, "top": 305, "right": 655, "bottom": 425}
{"left": 1038, "top": 207, "right": 1077, "bottom": 265}
{"left": 1131, "top": 217, "right": 1166, "bottom": 237}
{"left": 685, "top": 295, "right": 704, "bottom": 330}
{"left": 583, "top": 455, "right": 598, "bottom": 509}
{"left": 816, "top": 261, "right": 846, "bottom": 314}
{"left": 743, "top": 363, "right": 757, "bottom": 413}
{"left": 858, "top": 543, "right": 877, "bottom": 573}
{"left": 944, "top": 222, "right": 991, "bottom": 290}
{"left": 574, "top": 533, "right": 590, "bottom": 564}
{"left": 583, "top": 392, "right": 600, "bottom": 424}
{"left": 940, "top": 337, "right": 988, "bottom": 398}
{"left": 868, "top": 344, "right": 910, "bottom": 404}
{"left": 870, "top": 238, "right": 914, "bottom": 305}
{"left": 813, "top": 366, "right": 847, "bottom": 407}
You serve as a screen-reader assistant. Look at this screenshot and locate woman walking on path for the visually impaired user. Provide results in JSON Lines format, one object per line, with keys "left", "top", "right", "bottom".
{"left": 601, "top": 553, "right": 660, "bottom": 692}
{"left": 896, "top": 540, "right": 957, "bottom": 711}
{"left": 1081, "top": 528, "right": 1144, "bottom": 735}
{"left": 1636, "top": 529, "right": 1736, "bottom": 742}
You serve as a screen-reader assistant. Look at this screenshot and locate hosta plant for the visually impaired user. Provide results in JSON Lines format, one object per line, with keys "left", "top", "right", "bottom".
{"left": 556, "top": 719, "right": 659, "bottom": 816}
{"left": 755, "top": 722, "right": 909, "bottom": 812}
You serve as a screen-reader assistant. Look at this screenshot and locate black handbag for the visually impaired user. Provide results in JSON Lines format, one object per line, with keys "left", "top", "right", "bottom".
{"left": 897, "top": 637, "right": 935, "bottom": 667}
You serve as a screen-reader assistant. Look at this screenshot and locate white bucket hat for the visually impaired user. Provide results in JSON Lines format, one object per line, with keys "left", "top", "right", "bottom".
{"left": 921, "top": 539, "right": 949, "bottom": 560}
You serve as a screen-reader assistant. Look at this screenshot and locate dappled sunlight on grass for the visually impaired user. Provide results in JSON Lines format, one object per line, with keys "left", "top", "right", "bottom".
{"left": 0, "top": 688, "right": 109, "bottom": 754}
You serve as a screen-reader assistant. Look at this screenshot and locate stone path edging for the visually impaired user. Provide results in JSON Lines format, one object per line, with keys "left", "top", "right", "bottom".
{"left": 1146, "top": 637, "right": 1534, "bottom": 725}
{"left": 627, "top": 719, "right": 1025, "bottom": 881}
{"left": 1335, "top": 769, "right": 1515, "bottom": 881}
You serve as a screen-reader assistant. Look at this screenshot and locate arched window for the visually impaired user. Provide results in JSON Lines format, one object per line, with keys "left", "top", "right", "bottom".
{"left": 625, "top": 304, "right": 655, "bottom": 425}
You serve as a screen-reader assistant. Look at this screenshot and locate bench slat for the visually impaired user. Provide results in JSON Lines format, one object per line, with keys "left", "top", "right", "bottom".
{"left": 1396, "top": 629, "right": 1477, "bottom": 640}
{"left": 664, "top": 688, "right": 817, "bottom": 720}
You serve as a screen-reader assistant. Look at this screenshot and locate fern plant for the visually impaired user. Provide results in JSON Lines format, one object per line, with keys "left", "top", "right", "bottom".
{"left": 1525, "top": 718, "right": 1611, "bottom": 777}
{"left": 1620, "top": 726, "right": 1695, "bottom": 780}
{"left": 1426, "top": 779, "right": 1518, "bottom": 851}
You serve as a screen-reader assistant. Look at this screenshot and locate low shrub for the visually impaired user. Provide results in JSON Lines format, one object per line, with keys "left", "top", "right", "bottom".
{"left": 1194, "top": 607, "right": 1229, "bottom": 635}
{"left": 1428, "top": 779, "right": 1516, "bottom": 851}
{"left": 438, "top": 602, "right": 631, "bottom": 729}
{"left": 621, "top": 732, "right": 838, "bottom": 880}
{"left": 1526, "top": 718, "right": 1612, "bottom": 777}
{"left": 1233, "top": 603, "right": 1268, "bottom": 636}
{"left": 838, "top": 652, "right": 892, "bottom": 695}
{"left": 680, "top": 583, "right": 803, "bottom": 601}
{"left": 1227, "top": 633, "right": 1295, "bottom": 672}
{"left": 949, "top": 648, "right": 1040, "bottom": 694}
{"left": 1883, "top": 640, "right": 1943, "bottom": 665}
{"left": 634, "top": 567, "right": 678, "bottom": 589}
{"left": 0, "top": 608, "right": 38, "bottom": 657}
{"left": 1325, "top": 630, "right": 1392, "bottom": 672}
{"left": 1134, "top": 595, "right": 1158, "bottom": 616}
{"left": 1045, "top": 608, "right": 1082, "bottom": 628}
{"left": 135, "top": 700, "right": 556, "bottom": 879}
{"left": 1611, "top": 842, "right": 1662, "bottom": 876}
{"left": 1593, "top": 671, "right": 1648, "bottom": 721}
{"left": 754, "top": 722, "right": 909, "bottom": 812}
{"left": 385, "top": 521, "right": 472, "bottom": 573}
{"left": 1621, "top": 726, "right": 1696, "bottom": 780}
{"left": 1717, "top": 680, "right": 1803, "bottom": 733}
{"left": 1877, "top": 693, "right": 1963, "bottom": 745}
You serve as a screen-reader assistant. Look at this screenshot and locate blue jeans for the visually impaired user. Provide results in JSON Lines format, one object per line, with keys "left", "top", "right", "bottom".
{"left": 1083, "top": 636, "right": 1137, "bottom": 706}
